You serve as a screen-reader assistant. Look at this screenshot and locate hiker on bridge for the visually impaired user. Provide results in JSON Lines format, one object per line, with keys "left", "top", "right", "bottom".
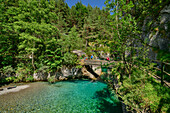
{"left": 106, "top": 57, "right": 110, "bottom": 61}
{"left": 84, "top": 57, "right": 88, "bottom": 60}
{"left": 91, "top": 55, "right": 93, "bottom": 60}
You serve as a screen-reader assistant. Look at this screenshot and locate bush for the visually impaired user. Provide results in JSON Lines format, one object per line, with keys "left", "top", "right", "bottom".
{"left": 117, "top": 69, "right": 170, "bottom": 113}
{"left": 14, "top": 74, "right": 25, "bottom": 82}
{"left": 0, "top": 76, "right": 16, "bottom": 84}
{"left": 47, "top": 76, "right": 56, "bottom": 83}
{"left": 13, "top": 78, "right": 20, "bottom": 83}
{"left": 63, "top": 52, "right": 78, "bottom": 65}
{"left": 36, "top": 63, "right": 49, "bottom": 73}
{"left": 5, "top": 76, "right": 16, "bottom": 82}
{"left": 0, "top": 78, "right": 7, "bottom": 84}
{"left": 15, "top": 63, "right": 32, "bottom": 82}
{"left": 26, "top": 75, "right": 34, "bottom": 82}
{"left": 2, "top": 65, "right": 15, "bottom": 75}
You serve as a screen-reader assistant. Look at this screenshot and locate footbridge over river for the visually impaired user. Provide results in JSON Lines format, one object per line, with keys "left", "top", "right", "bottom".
{"left": 80, "top": 59, "right": 119, "bottom": 79}
{"left": 82, "top": 59, "right": 116, "bottom": 66}
{"left": 72, "top": 50, "right": 119, "bottom": 79}
{"left": 81, "top": 59, "right": 170, "bottom": 88}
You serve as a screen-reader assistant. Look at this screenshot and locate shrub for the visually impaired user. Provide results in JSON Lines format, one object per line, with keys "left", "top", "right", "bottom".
{"left": 0, "top": 76, "right": 16, "bottom": 84}
{"left": 2, "top": 65, "right": 15, "bottom": 75}
{"left": 36, "top": 63, "right": 49, "bottom": 73}
{"left": 13, "top": 78, "right": 20, "bottom": 83}
{"left": 47, "top": 76, "right": 56, "bottom": 83}
{"left": 117, "top": 69, "right": 170, "bottom": 113}
{"left": 63, "top": 52, "right": 78, "bottom": 65}
{"left": 0, "top": 78, "right": 7, "bottom": 84}
{"left": 26, "top": 75, "right": 34, "bottom": 82}
{"left": 5, "top": 76, "right": 16, "bottom": 82}
{"left": 15, "top": 63, "right": 32, "bottom": 82}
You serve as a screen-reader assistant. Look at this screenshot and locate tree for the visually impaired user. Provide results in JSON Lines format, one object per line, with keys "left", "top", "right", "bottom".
{"left": 0, "top": 0, "right": 20, "bottom": 68}
{"left": 59, "top": 26, "right": 84, "bottom": 65}
{"left": 105, "top": 0, "right": 170, "bottom": 112}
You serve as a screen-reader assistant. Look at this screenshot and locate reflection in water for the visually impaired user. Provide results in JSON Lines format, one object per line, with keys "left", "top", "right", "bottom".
{"left": 0, "top": 80, "right": 122, "bottom": 113}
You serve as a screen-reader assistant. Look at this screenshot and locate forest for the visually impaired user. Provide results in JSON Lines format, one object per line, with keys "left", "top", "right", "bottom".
{"left": 0, "top": 0, "right": 170, "bottom": 112}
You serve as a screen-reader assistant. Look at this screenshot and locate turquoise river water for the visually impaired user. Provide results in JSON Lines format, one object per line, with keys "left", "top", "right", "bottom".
{"left": 0, "top": 80, "right": 122, "bottom": 113}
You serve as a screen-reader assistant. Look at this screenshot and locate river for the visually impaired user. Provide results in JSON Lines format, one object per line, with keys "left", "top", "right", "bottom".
{"left": 0, "top": 80, "right": 122, "bottom": 113}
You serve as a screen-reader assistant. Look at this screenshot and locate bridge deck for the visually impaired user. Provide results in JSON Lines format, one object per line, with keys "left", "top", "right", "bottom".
{"left": 81, "top": 59, "right": 120, "bottom": 66}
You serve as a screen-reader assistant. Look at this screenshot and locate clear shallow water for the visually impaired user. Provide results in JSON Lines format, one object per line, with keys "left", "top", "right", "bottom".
{"left": 0, "top": 80, "right": 122, "bottom": 113}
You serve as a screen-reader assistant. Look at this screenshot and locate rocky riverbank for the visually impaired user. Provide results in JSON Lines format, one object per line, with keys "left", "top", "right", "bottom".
{"left": 0, "top": 85, "right": 29, "bottom": 96}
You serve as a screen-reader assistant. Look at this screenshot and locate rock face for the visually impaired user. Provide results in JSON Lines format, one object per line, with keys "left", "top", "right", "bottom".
{"left": 33, "top": 66, "right": 83, "bottom": 81}
{"left": 141, "top": 4, "right": 170, "bottom": 60}
{"left": 82, "top": 67, "right": 96, "bottom": 80}
{"left": 32, "top": 65, "right": 102, "bottom": 81}
{"left": 0, "top": 65, "right": 99, "bottom": 81}
{"left": 33, "top": 72, "right": 48, "bottom": 81}
{"left": 60, "top": 66, "right": 83, "bottom": 80}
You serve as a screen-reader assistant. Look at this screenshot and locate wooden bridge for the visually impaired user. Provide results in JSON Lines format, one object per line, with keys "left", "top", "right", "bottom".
{"left": 80, "top": 59, "right": 170, "bottom": 87}
{"left": 81, "top": 59, "right": 120, "bottom": 66}
{"left": 79, "top": 59, "right": 119, "bottom": 79}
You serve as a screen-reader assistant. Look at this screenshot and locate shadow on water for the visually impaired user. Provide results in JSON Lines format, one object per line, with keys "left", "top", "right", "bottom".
{"left": 93, "top": 88, "right": 123, "bottom": 113}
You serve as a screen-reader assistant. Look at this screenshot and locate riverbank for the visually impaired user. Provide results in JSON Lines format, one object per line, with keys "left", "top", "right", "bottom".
{"left": 0, "top": 84, "right": 29, "bottom": 96}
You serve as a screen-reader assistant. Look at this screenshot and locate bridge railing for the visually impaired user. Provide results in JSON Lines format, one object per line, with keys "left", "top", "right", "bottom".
{"left": 128, "top": 59, "right": 170, "bottom": 87}
{"left": 151, "top": 60, "right": 170, "bottom": 86}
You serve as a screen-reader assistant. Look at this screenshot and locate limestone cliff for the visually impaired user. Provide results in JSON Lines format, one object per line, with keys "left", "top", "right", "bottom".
{"left": 141, "top": 4, "right": 170, "bottom": 60}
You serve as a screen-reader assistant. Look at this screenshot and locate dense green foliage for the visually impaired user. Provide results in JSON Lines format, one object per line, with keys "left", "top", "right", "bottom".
{"left": 104, "top": 0, "right": 170, "bottom": 112}
{"left": 0, "top": 0, "right": 169, "bottom": 112}
{"left": 0, "top": 0, "right": 110, "bottom": 75}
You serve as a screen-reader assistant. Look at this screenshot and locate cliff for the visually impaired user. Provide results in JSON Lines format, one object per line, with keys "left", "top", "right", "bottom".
{"left": 141, "top": 4, "right": 170, "bottom": 60}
